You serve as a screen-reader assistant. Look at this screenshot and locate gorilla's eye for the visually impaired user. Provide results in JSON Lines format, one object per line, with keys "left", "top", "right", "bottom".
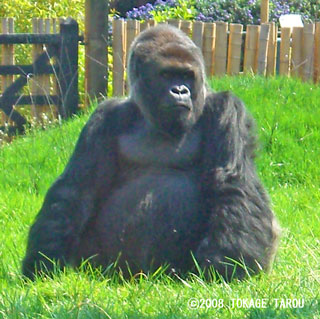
{"left": 160, "top": 69, "right": 195, "bottom": 81}
{"left": 182, "top": 70, "right": 195, "bottom": 80}
{"left": 160, "top": 70, "right": 172, "bottom": 79}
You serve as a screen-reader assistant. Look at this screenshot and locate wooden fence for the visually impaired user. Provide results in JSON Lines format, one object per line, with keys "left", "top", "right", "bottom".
{"left": 1, "top": 17, "right": 320, "bottom": 133}
{"left": 0, "top": 18, "right": 81, "bottom": 134}
{"left": 112, "top": 19, "right": 320, "bottom": 96}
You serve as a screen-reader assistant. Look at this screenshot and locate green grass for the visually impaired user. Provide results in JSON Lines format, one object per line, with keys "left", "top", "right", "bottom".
{"left": 0, "top": 76, "right": 319, "bottom": 318}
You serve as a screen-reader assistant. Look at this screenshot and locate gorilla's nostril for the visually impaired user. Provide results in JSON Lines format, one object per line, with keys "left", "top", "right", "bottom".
{"left": 170, "top": 85, "right": 190, "bottom": 96}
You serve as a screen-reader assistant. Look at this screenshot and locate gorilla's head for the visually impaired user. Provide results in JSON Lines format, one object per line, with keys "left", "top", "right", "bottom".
{"left": 128, "top": 24, "right": 207, "bottom": 136}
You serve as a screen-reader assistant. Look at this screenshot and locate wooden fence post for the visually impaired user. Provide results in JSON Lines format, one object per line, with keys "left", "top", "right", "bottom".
{"left": 203, "top": 23, "right": 216, "bottom": 77}
{"left": 32, "top": 18, "right": 48, "bottom": 121}
{"left": 279, "top": 27, "right": 291, "bottom": 76}
{"left": 180, "top": 20, "right": 192, "bottom": 37}
{"left": 85, "top": 0, "right": 108, "bottom": 102}
{"left": 244, "top": 25, "right": 260, "bottom": 74}
{"left": 168, "top": 19, "right": 181, "bottom": 29}
{"left": 261, "top": 0, "right": 269, "bottom": 24}
{"left": 291, "top": 27, "right": 303, "bottom": 77}
{"left": 148, "top": 20, "right": 157, "bottom": 27}
{"left": 227, "top": 24, "right": 243, "bottom": 75}
{"left": 125, "top": 20, "right": 140, "bottom": 95}
{"left": 214, "top": 22, "right": 228, "bottom": 76}
{"left": 126, "top": 20, "right": 140, "bottom": 64}
{"left": 257, "top": 23, "right": 270, "bottom": 75}
{"left": 43, "top": 19, "right": 54, "bottom": 119}
{"left": 192, "top": 21, "right": 204, "bottom": 50}
{"left": 314, "top": 22, "right": 320, "bottom": 83}
{"left": 267, "top": 22, "right": 277, "bottom": 76}
{"left": 140, "top": 20, "right": 151, "bottom": 32}
{"left": 1, "top": 18, "right": 14, "bottom": 125}
{"left": 302, "top": 23, "right": 315, "bottom": 81}
{"left": 58, "top": 18, "right": 79, "bottom": 118}
{"left": 112, "top": 19, "right": 126, "bottom": 97}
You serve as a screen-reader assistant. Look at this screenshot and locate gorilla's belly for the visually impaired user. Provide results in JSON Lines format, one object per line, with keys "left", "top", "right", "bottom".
{"left": 92, "top": 171, "right": 203, "bottom": 272}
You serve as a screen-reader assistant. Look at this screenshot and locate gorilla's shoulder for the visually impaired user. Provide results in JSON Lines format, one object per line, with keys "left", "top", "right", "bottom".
{"left": 205, "top": 91, "right": 246, "bottom": 113}
{"left": 93, "top": 98, "right": 139, "bottom": 122}
{"left": 85, "top": 98, "right": 141, "bottom": 136}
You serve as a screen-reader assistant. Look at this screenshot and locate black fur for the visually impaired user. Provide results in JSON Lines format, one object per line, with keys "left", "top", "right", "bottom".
{"left": 23, "top": 25, "right": 280, "bottom": 281}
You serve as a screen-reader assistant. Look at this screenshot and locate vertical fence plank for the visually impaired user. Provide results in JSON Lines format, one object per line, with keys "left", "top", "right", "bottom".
{"left": 244, "top": 25, "right": 260, "bottom": 74}
{"left": 126, "top": 20, "right": 140, "bottom": 95}
{"left": 279, "top": 27, "right": 291, "bottom": 76}
{"left": 192, "top": 21, "right": 204, "bottom": 50}
{"left": 31, "top": 18, "right": 44, "bottom": 121}
{"left": 126, "top": 20, "right": 140, "bottom": 63}
{"left": 168, "top": 19, "right": 181, "bottom": 29}
{"left": 58, "top": 18, "right": 79, "bottom": 118}
{"left": 291, "top": 27, "right": 303, "bottom": 77}
{"left": 267, "top": 22, "right": 277, "bottom": 76}
{"left": 42, "top": 19, "right": 53, "bottom": 119}
{"left": 261, "top": 0, "right": 269, "bottom": 24}
{"left": 180, "top": 20, "right": 192, "bottom": 37}
{"left": 148, "top": 19, "right": 157, "bottom": 27}
{"left": 113, "top": 19, "right": 126, "bottom": 96}
{"left": 214, "top": 22, "right": 228, "bottom": 76}
{"left": 1, "top": 18, "right": 15, "bottom": 125}
{"left": 302, "top": 23, "right": 315, "bottom": 81}
{"left": 314, "top": 22, "right": 320, "bottom": 83}
{"left": 257, "top": 23, "right": 270, "bottom": 75}
{"left": 140, "top": 20, "right": 151, "bottom": 32}
{"left": 52, "top": 18, "right": 60, "bottom": 114}
{"left": 203, "top": 23, "right": 215, "bottom": 77}
{"left": 227, "top": 24, "right": 243, "bottom": 75}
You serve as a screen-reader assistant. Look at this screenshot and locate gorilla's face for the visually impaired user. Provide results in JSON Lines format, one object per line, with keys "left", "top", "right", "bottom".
{"left": 128, "top": 26, "right": 207, "bottom": 137}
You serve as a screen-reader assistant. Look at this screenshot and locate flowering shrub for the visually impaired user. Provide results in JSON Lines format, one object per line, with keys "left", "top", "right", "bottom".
{"left": 269, "top": 0, "right": 318, "bottom": 22}
{"left": 126, "top": 0, "right": 195, "bottom": 22}
{"left": 126, "top": 0, "right": 176, "bottom": 20}
{"left": 125, "top": 0, "right": 319, "bottom": 24}
{"left": 195, "top": 0, "right": 260, "bottom": 24}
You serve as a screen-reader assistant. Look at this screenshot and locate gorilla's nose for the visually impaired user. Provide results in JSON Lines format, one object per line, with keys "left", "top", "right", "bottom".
{"left": 170, "top": 85, "right": 191, "bottom": 99}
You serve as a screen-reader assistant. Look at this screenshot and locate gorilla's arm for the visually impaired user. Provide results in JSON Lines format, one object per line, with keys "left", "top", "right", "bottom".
{"left": 22, "top": 99, "right": 127, "bottom": 279}
{"left": 197, "top": 92, "right": 278, "bottom": 280}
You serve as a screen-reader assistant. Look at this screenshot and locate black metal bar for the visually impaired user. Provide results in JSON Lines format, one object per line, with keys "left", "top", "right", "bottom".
{"left": 0, "top": 46, "right": 57, "bottom": 131}
{"left": 1, "top": 95, "right": 59, "bottom": 106}
{"left": 0, "top": 86, "right": 28, "bottom": 131}
{"left": 0, "top": 64, "right": 58, "bottom": 75}
{"left": 0, "top": 125, "right": 24, "bottom": 136}
{"left": 0, "top": 47, "right": 56, "bottom": 98}
{"left": 0, "top": 33, "right": 60, "bottom": 44}
{"left": 57, "top": 18, "right": 79, "bottom": 118}
{"left": 0, "top": 19, "right": 81, "bottom": 132}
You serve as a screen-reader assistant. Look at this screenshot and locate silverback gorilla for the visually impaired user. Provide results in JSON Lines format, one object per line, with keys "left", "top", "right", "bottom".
{"left": 23, "top": 25, "right": 280, "bottom": 281}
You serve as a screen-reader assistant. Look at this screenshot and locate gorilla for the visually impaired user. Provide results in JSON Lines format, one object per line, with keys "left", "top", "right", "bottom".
{"left": 23, "top": 24, "right": 280, "bottom": 281}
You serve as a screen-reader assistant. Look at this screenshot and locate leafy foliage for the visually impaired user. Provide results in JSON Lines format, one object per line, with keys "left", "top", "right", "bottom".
{"left": 125, "top": 0, "right": 319, "bottom": 24}
{"left": 0, "top": 0, "right": 85, "bottom": 33}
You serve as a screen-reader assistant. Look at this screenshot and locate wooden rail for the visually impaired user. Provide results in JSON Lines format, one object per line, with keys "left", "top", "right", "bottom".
{"left": 0, "top": 18, "right": 81, "bottom": 133}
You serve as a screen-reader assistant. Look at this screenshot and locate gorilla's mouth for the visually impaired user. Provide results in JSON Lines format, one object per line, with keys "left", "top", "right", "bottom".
{"left": 173, "top": 103, "right": 191, "bottom": 111}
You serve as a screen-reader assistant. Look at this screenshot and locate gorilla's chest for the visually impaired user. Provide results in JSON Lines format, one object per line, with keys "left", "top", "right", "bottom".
{"left": 96, "top": 127, "right": 203, "bottom": 264}
{"left": 102, "top": 125, "right": 202, "bottom": 220}
{"left": 118, "top": 124, "right": 201, "bottom": 168}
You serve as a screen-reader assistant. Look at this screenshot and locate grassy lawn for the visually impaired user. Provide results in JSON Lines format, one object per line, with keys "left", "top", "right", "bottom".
{"left": 0, "top": 76, "right": 319, "bottom": 318}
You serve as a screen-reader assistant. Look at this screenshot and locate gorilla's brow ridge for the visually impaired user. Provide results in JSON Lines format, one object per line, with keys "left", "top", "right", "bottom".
{"left": 159, "top": 43, "right": 198, "bottom": 63}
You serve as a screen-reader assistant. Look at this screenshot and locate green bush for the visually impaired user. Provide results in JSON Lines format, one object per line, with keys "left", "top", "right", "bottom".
{"left": 0, "top": 0, "right": 85, "bottom": 32}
